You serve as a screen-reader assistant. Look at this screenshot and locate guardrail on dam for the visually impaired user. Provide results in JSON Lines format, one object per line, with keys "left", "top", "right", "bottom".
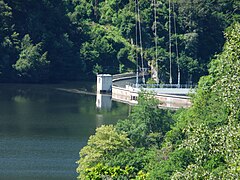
{"left": 111, "top": 73, "right": 193, "bottom": 109}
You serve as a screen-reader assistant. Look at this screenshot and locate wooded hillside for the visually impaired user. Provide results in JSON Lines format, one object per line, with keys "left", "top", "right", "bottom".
{"left": 0, "top": 0, "right": 239, "bottom": 82}
{"left": 77, "top": 22, "right": 240, "bottom": 180}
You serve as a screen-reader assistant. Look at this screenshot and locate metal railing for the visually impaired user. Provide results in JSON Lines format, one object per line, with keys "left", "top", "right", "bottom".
{"left": 129, "top": 83, "right": 197, "bottom": 89}
{"left": 112, "top": 72, "right": 135, "bottom": 80}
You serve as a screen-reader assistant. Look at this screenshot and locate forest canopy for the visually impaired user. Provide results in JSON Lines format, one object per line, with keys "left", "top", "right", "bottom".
{"left": 0, "top": 0, "right": 239, "bottom": 83}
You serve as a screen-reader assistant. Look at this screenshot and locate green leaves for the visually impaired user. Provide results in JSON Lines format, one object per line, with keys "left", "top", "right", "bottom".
{"left": 0, "top": 0, "right": 239, "bottom": 82}
{"left": 0, "top": 0, "right": 19, "bottom": 79}
{"left": 76, "top": 93, "right": 175, "bottom": 179}
{"left": 167, "top": 22, "right": 240, "bottom": 179}
{"left": 76, "top": 125, "right": 131, "bottom": 179}
{"left": 116, "top": 92, "right": 174, "bottom": 147}
{"left": 80, "top": 23, "right": 134, "bottom": 74}
{"left": 85, "top": 163, "right": 135, "bottom": 180}
{"left": 13, "top": 34, "right": 49, "bottom": 82}
{"left": 76, "top": 21, "right": 240, "bottom": 180}
{"left": 210, "top": 22, "right": 240, "bottom": 115}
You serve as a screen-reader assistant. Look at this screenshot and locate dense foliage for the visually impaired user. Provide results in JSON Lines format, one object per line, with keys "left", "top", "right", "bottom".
{"left": 77, "top": 22, "right": 240, "bottom": 179}
{"left": 77, "top": 93, "right": 175, "bottom": 179}
{"left": 0, "top": 0, "right": 239, "bottom": 82}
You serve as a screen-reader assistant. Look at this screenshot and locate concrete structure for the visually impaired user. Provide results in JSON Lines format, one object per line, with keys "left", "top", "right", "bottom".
{"left": 129, "top": 83, "right": 195, "bottom": 95}
{"left": 112, "top": 85, "right": 191, "bottom": 109}
{"left": 111, "top": 73, "right": 194, "bottom": 109}
{"left": 97, "top": 74, "right": 112, "bottom": 93}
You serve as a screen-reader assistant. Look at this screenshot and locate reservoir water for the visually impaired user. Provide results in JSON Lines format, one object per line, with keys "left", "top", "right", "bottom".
{"left": 0, "top": 83, "right": 129, "bottom": 180}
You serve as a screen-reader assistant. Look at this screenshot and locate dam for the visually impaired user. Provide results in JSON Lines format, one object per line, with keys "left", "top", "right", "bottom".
{"left": 97, "top": 73, "right": 195, "bottom": 109}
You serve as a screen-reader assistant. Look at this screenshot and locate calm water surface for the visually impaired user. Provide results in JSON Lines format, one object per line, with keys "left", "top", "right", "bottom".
{"left": 0, "top": 82, "right": 129, "bottom": 180}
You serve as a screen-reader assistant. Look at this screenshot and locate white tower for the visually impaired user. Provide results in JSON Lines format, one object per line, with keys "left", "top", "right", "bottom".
{"left": 97, "top": 74, "right": 112, "bottom": 93}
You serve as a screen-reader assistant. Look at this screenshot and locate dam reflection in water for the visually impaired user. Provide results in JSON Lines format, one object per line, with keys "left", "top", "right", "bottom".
{"left": 96, "top": 93, "right": 112, "bottom": 110}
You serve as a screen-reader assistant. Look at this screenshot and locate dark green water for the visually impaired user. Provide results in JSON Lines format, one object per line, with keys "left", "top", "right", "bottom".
{"left": 0, "top": 83, "right": 129, "bottom": 180}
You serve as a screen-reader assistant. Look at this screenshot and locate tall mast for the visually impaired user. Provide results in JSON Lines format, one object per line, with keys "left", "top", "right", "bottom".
{"left": 173, "top": 2, "right": 180, "bottom": 86}
{"left": 168, "top": 0, "right": 172, "bottom": 84}
{"left": 154, "top": 0, "right": 159, "bottom": 84}
{"left": 137, "top": 0, "right": 145, "bottom": 84}
{"left": 135, "top": 0, "right": 139, "bottom": 86}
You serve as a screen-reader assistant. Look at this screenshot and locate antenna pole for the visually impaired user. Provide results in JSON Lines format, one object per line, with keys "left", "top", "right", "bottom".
{"left": 173, "top": 2, "right": 180, "bottom": 86}
{"left": 154, "top": 0, "right": 159, "bottom": 84}
{"left": 137, "top": 0, "right": 145, "bottom": 84}
{"left": 135, "top": 0, "right": 139, "bottom": 86}
{"left": 169, "top": 0, "right": 172, "bottom": 84}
